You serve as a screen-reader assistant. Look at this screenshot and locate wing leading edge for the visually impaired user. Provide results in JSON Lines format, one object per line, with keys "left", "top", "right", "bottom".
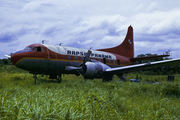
{"left": 105, "top": 58, "right": 180, "bottom": 75}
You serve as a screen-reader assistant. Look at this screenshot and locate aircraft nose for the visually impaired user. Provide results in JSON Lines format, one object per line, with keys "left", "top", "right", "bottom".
{"left": 11, "top": 52, "right": 22, "bottom": 65}
{"left": 11, "top": 49, "right": 33, "bottom": 65}
{"left": 11, "top": 50, "right": 27, "bottom": 65}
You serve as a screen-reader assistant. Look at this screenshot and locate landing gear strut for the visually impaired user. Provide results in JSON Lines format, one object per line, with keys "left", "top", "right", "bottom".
{"left": 57, "top": 74, "right": 62, "bottom": 83}
{"left": 33, "top": 74, "right": 37, "bottom": 84}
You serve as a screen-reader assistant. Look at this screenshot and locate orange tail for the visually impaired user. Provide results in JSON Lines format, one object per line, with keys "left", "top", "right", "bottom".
{"left": 97, "top": 25, "right": 134, "bottom": 58}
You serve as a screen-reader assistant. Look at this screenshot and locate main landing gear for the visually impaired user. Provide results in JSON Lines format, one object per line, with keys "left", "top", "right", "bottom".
{"left": 33, "top": 74, "right": 37, "bottom": 84}
{"left": 33, "top": 74, "right": 62, "bottom": 84}
{"left": 57, "top": 74, "right": 62, "bottom": 83}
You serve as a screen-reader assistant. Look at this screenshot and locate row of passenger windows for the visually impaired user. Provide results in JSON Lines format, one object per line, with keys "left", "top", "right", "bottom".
{"left": 68, "top": 55, "right": 121, "bottom": 65}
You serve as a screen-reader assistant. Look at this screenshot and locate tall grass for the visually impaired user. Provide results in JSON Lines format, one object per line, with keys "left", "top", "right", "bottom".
{"left": 0, "top": 71, "right": 180, "bottom": 119}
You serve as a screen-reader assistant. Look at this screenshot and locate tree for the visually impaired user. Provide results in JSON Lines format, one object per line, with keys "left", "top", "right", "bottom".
{"left": 0, "top": 59, "right": 3, "bottom": 66}
{"left": 2, "top": 59, "right": 9, "bottom": 65}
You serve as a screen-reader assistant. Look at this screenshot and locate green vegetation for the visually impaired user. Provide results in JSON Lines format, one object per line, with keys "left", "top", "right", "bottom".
{"left": 0, "top": 65, "right": 180, "bottom": 119}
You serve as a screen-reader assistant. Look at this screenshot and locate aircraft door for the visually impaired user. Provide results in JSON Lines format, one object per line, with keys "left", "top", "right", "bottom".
{"left": 117, "top": 59, "right": 120, "bottom": 65}
{"left": 103, "top": 58, "right": 106, "bottom": 64}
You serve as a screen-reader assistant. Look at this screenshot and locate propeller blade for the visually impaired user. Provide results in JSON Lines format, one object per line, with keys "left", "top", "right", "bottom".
{"left": 82, "top": 50, "right": 91, "bottom": 67}
{"left": 65, "top": 66, "right": 87, "bottom": 82}
{"left": 66, "top": 49, "right": 91, "bottom": 82}
{"left": 4, "top": 55, "right": 11, "bottom": 58}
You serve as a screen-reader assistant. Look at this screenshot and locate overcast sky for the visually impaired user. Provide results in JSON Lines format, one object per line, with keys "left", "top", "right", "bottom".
{"left": 1, "top": 0, "right": 180, "bottom": 59}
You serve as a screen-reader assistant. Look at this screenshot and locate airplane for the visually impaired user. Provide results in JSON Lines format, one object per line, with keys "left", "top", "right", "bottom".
{"left": 4, "top": 25, "right": 180, "bottom": 83}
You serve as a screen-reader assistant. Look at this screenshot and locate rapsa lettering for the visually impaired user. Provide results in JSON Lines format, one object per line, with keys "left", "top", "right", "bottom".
{"left": 67, "top": 50, "right": 112, "bottom": 59}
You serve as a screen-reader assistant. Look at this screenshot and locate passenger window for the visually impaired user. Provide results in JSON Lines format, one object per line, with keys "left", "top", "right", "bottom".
{"left": 109, "top": 59, "right": 111, "bottom": 63}
{"left": 113, "top": 60, "right": 116, "bottom": 64}
{"left": 75, "top": 56, "right": 78, "bottom": 60}
{"left": 81, "top": 57, "right": 84, "bottom": 61}
{"left": 68, "top": 55, "right": 71, "bottom": 60}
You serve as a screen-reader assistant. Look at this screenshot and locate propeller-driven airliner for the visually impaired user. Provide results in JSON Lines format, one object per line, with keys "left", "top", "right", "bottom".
{"left": 4, "top": 26, "right": 180, "bottom": 83}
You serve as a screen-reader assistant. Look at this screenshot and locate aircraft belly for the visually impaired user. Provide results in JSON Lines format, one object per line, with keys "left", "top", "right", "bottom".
{"left": 16, "top": 59, "right": 34, "bottom": 71}
{"left": 38, "top": 60, "right": 48, "bottom": 72}
{"left": 16, "top": 59, "right": 47, "bottom": 73}
{"left": 47, "top": 60, "right": 64, "bottom": 73}
{"left": 67, "top": 61, "right": 81, "bottom": 67}
{"left": 16, "top": 60, "right": 25, "bottom": 70}
{"left": 16, "top": 58, "right": 83, "bottom": 74}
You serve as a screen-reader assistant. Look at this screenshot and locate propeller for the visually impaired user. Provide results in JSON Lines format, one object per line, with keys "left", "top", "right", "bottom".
{"left": 4, "top": 53, "right": 13, "bottom": 59}
{"left": 81, "top": 50, "right": 91, "bottom": 73}
{"left": 4, "top": 55, "right": 11, "bottom": 58}
{"left": 65, "top": 49, "right": 92, "bottom": 82}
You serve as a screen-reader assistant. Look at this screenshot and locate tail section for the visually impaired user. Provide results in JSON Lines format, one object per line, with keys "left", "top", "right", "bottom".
{"left": 97, "top": 25, "right": 134, "bottom": 58}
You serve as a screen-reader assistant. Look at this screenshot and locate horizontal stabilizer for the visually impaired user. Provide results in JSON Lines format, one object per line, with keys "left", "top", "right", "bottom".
{"left": 130, "top": 54, "right": 169, "bottom": 62}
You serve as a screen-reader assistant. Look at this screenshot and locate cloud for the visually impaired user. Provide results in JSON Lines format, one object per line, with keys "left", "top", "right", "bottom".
{"left": 77, "top": 39, "right": 93, "bottom": 45}
{"left": 135, "top": 4, "right": 144, "bottom": 11}
{"left": 0, "top": 27, "right": 39, "bottom": 42}
{"left": 147, "top": 2, "right": 158, "bottom": 12}
{"left": 1, "top": 0, "right": 180, "bottom": 59}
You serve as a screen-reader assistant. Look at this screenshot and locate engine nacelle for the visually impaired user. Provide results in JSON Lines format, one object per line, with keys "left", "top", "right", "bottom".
{"left": 83, "top": 61, "right": 111, "bottom": 79}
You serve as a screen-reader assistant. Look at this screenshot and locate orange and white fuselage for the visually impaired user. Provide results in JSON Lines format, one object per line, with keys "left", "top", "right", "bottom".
{"left": 10, "top": 25, "right": 171, "bottom": 81}
{"left": 11, "top": 43, "right": 131, "bottom": 76}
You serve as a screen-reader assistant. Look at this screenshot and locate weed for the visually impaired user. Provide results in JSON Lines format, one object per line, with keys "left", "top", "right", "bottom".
{"left": 0, "top": 70, "right": 180, "bottom": 119}
{"left": 161, "top": 83, "right": 180, "bottom": 98}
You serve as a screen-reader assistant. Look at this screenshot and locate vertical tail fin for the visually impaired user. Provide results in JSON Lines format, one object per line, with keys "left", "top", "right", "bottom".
{"left": 97, "top": 25, "right": 134, "bottom": 58}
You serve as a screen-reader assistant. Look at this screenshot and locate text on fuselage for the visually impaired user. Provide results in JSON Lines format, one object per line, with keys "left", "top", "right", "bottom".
{"left": 67, "top": 50, "right": 112, "bottom": 59}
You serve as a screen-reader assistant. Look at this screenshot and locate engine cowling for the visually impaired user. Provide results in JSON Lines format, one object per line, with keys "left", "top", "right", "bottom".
{"left": 83, "top": 61, "right": 111, "bottom": 79}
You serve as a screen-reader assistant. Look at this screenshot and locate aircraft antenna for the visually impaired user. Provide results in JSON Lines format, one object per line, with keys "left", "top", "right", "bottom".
{"left": 42, "top": 40, "right": 47, "bottom": 44}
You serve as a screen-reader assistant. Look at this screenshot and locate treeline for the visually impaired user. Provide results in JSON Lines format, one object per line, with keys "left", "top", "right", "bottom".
{"left": 0, "top": 59, "right": 27, "bottom": 73}
{"left": 0, "top": 59, "right": 11, "bottom": 66}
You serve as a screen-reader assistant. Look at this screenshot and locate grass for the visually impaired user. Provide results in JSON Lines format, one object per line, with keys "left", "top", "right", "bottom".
{"left": 0, "top": 70, "right": 180, "bottom": 119}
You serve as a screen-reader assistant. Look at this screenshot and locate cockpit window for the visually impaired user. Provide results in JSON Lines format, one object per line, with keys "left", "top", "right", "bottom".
{"left": 33, "top": 47, "right": 37, "bottom": 51}
{"left": 32, "top": 47, "right": 44, "bottom": 52}
{"left": 37, "top": 47, "right": 41, "bottom": 51}
{"left": 24, "top": 47, "right": 34, "bottom": 50}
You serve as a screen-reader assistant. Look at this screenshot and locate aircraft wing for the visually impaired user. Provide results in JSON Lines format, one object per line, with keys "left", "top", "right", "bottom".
{"left": 105, "top": 58, "right": 180, "bottom": 75}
